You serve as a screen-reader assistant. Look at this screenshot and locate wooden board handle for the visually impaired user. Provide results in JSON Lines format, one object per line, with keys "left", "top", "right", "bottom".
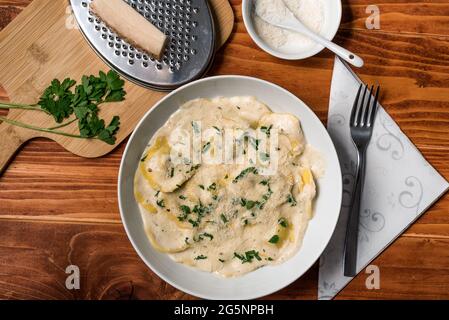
{"left": 0, "top": 123, "right": 27, "bottom": 175}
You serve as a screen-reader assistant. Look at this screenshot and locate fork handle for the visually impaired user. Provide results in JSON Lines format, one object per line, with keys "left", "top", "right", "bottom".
{"left": 344, "top": 149, "right": 367, "bottom": 277}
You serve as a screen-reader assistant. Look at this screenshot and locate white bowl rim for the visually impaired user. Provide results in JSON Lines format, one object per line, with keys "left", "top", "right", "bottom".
{"left": 242, "top": 0, "right": 343, "bottom": 60}
{"left": 118, "top": 75, "right": 343, "bottom": 299}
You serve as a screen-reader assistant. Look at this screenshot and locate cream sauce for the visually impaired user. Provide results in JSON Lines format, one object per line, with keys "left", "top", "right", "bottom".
{"left": 134, "top": 97, "right": 325, "bottom": 277}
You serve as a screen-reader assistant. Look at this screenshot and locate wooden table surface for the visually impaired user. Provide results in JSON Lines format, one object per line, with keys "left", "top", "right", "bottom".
{"left": 1, "top": 0, "right": 448, "bottom": 300}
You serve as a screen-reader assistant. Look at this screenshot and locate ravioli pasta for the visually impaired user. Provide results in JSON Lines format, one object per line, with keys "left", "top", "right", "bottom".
{"left": 134, "top": 97, "right": 322, "bottom": 277}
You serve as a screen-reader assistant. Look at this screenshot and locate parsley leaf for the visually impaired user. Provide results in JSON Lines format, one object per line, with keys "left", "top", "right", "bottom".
{"left": 38, "top": 78, "right": 76, "bottom": 123}
{"left": 278, "top": 217, "right": 288, "bottom": 228}
{"left": 178, "top": 205, "right": 191, "bottom": 221}
{"left": 287, "top": 194, "right": 297, "bottom": 207}
{"left": 156, "top": 199, "right": 165, "bottom": 208}
{"left": 220, "top": 214, "right": 229, "bottom": 223}
{"left": 194, "top": 233, "right": 214, "bottom": 242}
{"left": 233, "top": 167, "right": 258, "bottom": 183}
{"left": 207, "top": 183, "right": 217, "bottom": 191}
{"left": 202, "top": 141, "right": 211, "bottom": 153}
{"left": 234, "top": 250, "right": 262, "bottom": 264}
{"left": 102, "top": 70, "right": 126, "bottom": 102}
{"left": 260, "top": 125, "right": 273, "bottom": 137}
{"left": 269, "top": 235, "right": 280, "bottom": 244}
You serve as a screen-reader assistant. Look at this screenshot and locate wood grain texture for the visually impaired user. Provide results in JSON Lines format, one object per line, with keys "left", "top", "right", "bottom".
{"left": 0, "top": 0, "right": 448, "bottom": 300}
{"left": 0, "top": 0, "right": 234, "bottom": 173}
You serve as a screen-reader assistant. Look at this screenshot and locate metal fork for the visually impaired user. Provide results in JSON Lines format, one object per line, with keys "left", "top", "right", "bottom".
{"left": 344, "top": 84, "right": 380, "bottom": 277}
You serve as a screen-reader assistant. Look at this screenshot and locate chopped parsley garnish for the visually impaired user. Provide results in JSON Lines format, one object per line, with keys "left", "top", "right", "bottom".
{"left": 207, "top": 182, "right": 217, "bottom": 191}
{"left": 213, "top": 126, "right": 221, "bottom": 133}
{"left": 156, "top": 199, "right": 165, "bottom": 208}
{"left": 180, "top": 205, "right": 191, "bottom": 213}
{"left": 178, "top": 203, "right": 213, "bottom": 227}
{"left": 239, "top": 180, "right": 273, "bottom": 211}
{"left": 287, "top": 194, "right": 297, "bottom": 207}
{"left": 260, "top": 152, "right": 270, "bottom": 162}
{"left": 240, "top": 181, "right": 273, "bottom": 211}
{"left": 191, "top": 121, "right": 200, "bottom": 134}
{"left": 219, "top": 259, "right": 225, "bottom": 263}
{"left": 194, "top": 255, "right": 207, "bottom": 260}
{"left": 260, "top": 125, "right": 273, "bottom": 137}
{"left": 259, "top": 187, "right": 273, "bottom": 208}
{"left": 266, "top": 257, "right": 274, "bottom": 261}
{"left": 202, "top": 233, "right": 214, "bottom": 240}
{"left": 259, "top": 179, "right": 270, "bottom": 186}
{"left": 240, "top": 198, "right": 258, "bottom": 210}
{"left": 194, "top": 232, "right": 214, "bottom": 242}
{"left": 186, "top": 164, "right": 201, "bottom": 174}
{"left": 178, "top": 205, "right": 191, "bottom": 221}
{"left": 140, "top": 155, "right": 147, "bottom": 162}
{"left": 233, "top": 167, "right": 258, "bottom": 183}
{"left": 199, "top": 185, "right": 205, "bottom": 190}
{"left": 278, "top": 217, "right": 288, "bottom": 228}
{"left": 248, "top": 137, "right": 260, "bottom": 150}
{"left": 169, "top": 167, "right": 174, "bottom": 178}
{"left": 268, "top": 235, "right": 280, "bottom": 244}
{"left": 202, "top": 141, "right": 211, "bottom": 153}
{"left": 193, "top": 203, "right": 211, "bottom": 217}
{"left": 212, "top": 195, "right": 218, "bottom": 201}
{"left": 220, "top": 214, "right": 228, "bottom": 223}
{"left": 188, "top": 219, "right": 199, "bottom": 227}
{"left": 234, "top": 250, "right": 262, "bottom": 264}
{"left": 179, "top": 195, "right": 187, "bottom": 200}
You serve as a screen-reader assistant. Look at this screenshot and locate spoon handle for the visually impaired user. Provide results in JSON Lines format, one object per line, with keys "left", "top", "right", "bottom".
{"left": 275, "top": 10, "right": 365, "bottom": 68}
{"left": 300, "top": 26, "right": 364, "bottom": 68}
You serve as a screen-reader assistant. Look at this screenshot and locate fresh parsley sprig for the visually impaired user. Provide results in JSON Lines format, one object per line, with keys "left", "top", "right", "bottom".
{"left": 0, "top": 70, "right": 126, "bottom": 145}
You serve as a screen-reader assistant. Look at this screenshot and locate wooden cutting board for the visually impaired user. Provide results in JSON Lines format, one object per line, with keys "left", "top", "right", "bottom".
{"left": 0, "top": 0, "right": 234, "bottom": 174}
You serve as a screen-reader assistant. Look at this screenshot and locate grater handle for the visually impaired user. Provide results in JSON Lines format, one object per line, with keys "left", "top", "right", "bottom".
{"left": 90, "top": 0, "right": 168, "bottom": 59}
{"left": 0, "top": 123, "right": 27, "bottom": 176}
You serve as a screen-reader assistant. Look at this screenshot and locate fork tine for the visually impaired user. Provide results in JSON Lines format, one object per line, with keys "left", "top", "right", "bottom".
{"left": 363, "top": 85, "right": 374, "bottom": 126}
{"left": 350, "top": 84, "right": 363, "bottom": 126}
{"left": 356, "top": 85, "right": 368, "bottom": 126}
{"left": 368, "top": 86, "right": 380, "bottom": 127}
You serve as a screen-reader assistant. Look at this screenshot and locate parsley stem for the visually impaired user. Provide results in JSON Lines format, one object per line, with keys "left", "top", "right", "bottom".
{"left": 0, "top": 116, "right": 87, "bottom": 139}
{"left": 47, "top": 118, "right": 77, "bottom": 130}
{"left": 0, "top": 102, "right": 51, "bottom": 115}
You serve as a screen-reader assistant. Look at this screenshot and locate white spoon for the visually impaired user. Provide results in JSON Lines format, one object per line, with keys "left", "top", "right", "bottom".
{"left": 255, "top": 0, "right": 364, "bottom": 68}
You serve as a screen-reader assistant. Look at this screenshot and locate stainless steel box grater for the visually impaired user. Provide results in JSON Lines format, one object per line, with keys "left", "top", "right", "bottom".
{"left": 70, "top": 0, "right": 216, "bottom": 91}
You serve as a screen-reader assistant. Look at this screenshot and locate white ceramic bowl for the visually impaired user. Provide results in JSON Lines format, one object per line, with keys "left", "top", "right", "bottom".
{"left": 118, "top": 76, "right": 342, "bottom": 300}
{"left": 242, "top": 0, "right": 342, "bottom": 60}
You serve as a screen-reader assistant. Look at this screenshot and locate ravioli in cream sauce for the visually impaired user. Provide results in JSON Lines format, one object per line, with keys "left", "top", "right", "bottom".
{"left": 134, "top": 97, "right": 324, "bottom": 277}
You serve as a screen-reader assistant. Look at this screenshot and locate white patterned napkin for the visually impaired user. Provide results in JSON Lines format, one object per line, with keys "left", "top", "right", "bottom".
{"left": 318, "top": 57, "right": 449, "bottom": 300}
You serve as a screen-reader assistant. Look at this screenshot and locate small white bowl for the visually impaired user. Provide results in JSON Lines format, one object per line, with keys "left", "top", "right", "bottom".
{"left": 242, "top": 0, "right": 342, "bottom": 60}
